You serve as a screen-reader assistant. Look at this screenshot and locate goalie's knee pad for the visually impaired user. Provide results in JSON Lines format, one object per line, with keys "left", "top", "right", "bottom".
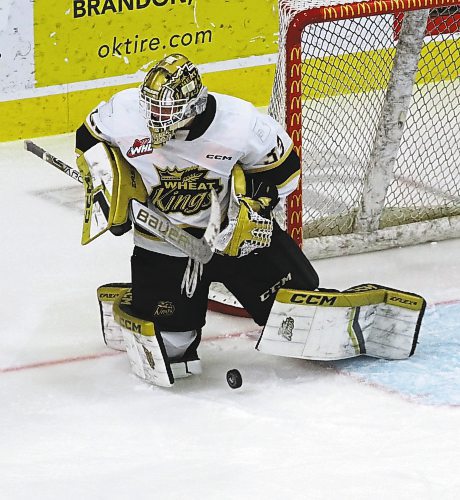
{"left": 257, "top": 284, "right": 426, "bottom": 361}
{"left": 97, "top": 283, "right": 131, "bottom": 351}
{"left": 113, "top": 289, "right": 201, "bottom": 387}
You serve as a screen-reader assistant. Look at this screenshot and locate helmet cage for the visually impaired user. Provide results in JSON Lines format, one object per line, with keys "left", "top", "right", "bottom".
{"left": 139, "top": 85, "right": 208, "bottom": 132}
{"left": 139, "top": 55, "right": 208, "bottom": 147}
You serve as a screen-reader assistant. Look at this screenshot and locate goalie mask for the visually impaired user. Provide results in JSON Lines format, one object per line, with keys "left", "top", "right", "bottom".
{"left": 139, "top": 54, "right": 208, "bottom": 147}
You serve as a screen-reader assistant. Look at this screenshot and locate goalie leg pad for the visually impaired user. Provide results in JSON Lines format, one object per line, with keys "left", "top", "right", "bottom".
{"left": 97, "top": 283, "right": 131, "bottom": 351}
{"left": 256, "top": 284, "right": 426, "bottom": 360}
{"left": 113, "top": 290, "right": 201, "bottom": 386}
{"left": 113, "top": 289, "right": 174, "bottom": 387}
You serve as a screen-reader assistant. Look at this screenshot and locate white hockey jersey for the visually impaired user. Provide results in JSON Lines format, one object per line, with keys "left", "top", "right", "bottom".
{"left": 84, "top": 88, "right": 297, "bottom": 256}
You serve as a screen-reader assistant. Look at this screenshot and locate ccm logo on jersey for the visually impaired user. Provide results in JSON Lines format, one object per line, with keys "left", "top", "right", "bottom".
{"left": 206, "top": 154, "right": 233, "bottom": 160}
{"left": 127, "top": 138, "right": 153, "bottom": 157}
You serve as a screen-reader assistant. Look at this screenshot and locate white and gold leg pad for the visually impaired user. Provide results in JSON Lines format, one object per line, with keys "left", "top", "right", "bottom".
{"left": 113, "top": 289, "right": 201, "bottom": 387}
{"left": 257, "top": 284, "right": 426, "bottom": 360}
{"left": 97, "top": 283, "right": 131, "bottom": 351}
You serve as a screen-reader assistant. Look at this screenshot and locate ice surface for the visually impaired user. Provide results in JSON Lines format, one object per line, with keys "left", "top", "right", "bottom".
{"left": 1, "top": 134, "right": 459, "bottom": 499}
{"left": 331, "top": 303, "right": 460, "bottom": 406}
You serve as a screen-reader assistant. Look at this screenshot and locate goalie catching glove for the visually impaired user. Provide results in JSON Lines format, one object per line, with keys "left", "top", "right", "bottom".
{"left": 215, "top": 165, "right": 278, "bottom": 257}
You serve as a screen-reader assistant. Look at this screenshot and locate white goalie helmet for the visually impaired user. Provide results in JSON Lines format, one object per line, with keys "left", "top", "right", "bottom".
{"left": 139, "top": 54, "right": 208, "bottom": 147}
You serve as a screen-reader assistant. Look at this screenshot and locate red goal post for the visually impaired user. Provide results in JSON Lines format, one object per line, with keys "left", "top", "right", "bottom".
{"left": 270, "top": 0, "right": 460, "bottom": 258}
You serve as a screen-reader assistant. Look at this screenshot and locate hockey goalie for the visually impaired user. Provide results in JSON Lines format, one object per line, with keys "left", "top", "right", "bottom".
{"left": 74, "top": 53, "right": 425, "bottom": 388}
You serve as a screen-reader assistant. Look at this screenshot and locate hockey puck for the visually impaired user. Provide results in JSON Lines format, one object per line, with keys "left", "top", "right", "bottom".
{"left": 226, "top": 369, "right": 243, "bottom": 389}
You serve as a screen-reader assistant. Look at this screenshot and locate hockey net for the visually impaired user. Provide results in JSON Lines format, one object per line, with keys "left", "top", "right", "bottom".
{"left": 208, "top": 0, "right": 459, "bottom": 315}
{"left": 269, "top": 0, "right": 460, "bottom": 258}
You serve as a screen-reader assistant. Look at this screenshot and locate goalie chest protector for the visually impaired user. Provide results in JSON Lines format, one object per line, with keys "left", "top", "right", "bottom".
{"left": 89, "top": 89, "right": 292, "bottom": 233}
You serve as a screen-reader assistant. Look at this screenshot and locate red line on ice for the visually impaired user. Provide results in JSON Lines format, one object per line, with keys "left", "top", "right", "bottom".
{"left": 0, "top": 350, "right": 121, "bottom": 373}
{"left": 2, "top": 299, "right": 459, "bottom": 374}
{"left": 0, "top": 329, "right": 261, "bottom": 374}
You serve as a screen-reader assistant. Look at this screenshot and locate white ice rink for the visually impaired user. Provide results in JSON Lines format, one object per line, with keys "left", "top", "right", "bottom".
{"left": 1, "top": 134, "right": 459, "bottom": 499}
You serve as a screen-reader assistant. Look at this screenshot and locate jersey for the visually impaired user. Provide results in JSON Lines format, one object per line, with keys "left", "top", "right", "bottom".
{"left": 76, "top": 88, "right": 300, "bottom": 256}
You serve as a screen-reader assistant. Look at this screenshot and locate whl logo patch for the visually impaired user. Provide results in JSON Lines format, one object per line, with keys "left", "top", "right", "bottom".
{"left": 150, "top": 166, "right": 223, "bottom": 215}
{"left": 127, "top": 137, "right": 153, "bottom": 157}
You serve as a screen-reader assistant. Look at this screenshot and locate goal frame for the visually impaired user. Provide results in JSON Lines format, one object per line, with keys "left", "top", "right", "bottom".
{"left": 282, "top": 0, "right": 460, "bottom": 259}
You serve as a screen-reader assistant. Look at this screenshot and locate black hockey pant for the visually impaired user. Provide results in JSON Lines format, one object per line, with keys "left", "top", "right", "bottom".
{"left": 131, "top": 224, "right": 319, "bottom": 331}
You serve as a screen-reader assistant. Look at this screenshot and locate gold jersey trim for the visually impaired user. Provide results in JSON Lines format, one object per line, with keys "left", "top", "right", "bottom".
{"left": 244, "top": 143, "right": 294, "bottom": 173}
{"left": 276, "top": 170, "right": 300, "bottom": 189}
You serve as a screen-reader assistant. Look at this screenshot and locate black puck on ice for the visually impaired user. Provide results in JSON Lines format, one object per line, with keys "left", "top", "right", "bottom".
{"left": 226, "top": 369, "right": 243, "bottom": 389}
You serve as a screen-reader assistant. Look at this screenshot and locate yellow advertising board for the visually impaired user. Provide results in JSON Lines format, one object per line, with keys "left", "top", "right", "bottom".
{"left": 1, "top": 0, "right": 279, "bottom": 141}
{"left": 34, "top": 0, "right": 278, "bottom": 86}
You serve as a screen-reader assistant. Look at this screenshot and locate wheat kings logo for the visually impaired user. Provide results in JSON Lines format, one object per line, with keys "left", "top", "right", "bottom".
{"left": 154, "top": 301, "right": 175, "bottom": 316}
{"left": 150, "top": 166, "right": 223, "bottom": 215}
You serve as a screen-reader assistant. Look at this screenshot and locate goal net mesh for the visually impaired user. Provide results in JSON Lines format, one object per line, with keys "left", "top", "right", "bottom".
{"left": 269, "top": 0, "right": 460, "bottom": 257}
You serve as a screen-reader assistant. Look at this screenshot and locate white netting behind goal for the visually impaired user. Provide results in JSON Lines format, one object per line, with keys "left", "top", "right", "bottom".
{"left": 269, "top": 0, "right": 460, "bottom": 258}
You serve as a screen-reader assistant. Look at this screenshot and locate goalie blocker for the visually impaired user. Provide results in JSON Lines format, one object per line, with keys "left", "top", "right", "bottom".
{"left": 257, "top": 284, "right": 426, "bottom": 360}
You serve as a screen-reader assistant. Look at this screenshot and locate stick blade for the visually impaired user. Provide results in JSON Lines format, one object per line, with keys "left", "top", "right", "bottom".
{"left": 24, "top": 140, "right": 45, "bottom": 158}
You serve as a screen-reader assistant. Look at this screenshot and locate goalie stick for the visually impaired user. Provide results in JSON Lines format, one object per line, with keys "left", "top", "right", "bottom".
{"left": 24, "top": 140, "right": 220, "bottom": 263}
{"left": 24, "top": 140, "right": 83, "bottom": 183}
